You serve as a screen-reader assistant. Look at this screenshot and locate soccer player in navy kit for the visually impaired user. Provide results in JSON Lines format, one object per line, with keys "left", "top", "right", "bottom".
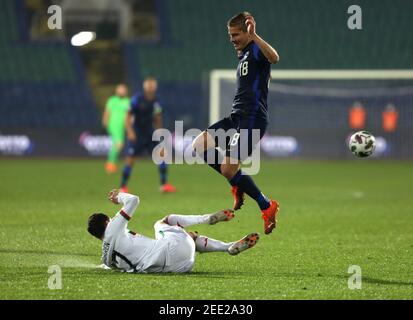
{"left": 193, "top": 12, "right": 280, "bottom": 234}
{"left": 120, "top": 77, "right": 176, "bottom": 193}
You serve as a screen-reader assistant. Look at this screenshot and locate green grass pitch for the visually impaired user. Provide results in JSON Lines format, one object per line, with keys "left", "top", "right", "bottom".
{"left": 0, "top": 158, "right": 412, "bottom": 299}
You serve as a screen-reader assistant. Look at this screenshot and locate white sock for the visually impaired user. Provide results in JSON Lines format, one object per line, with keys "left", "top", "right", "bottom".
{"left": 195, "top": 235, "right": 232, "bottom": 253}
{"left": 165, "top": 214, "right": 210, "bottom": 228}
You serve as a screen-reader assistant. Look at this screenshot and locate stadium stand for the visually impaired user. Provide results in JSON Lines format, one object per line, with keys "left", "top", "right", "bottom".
{"left": 125, "top": 0, "right": 413, "bottom": 129}
{"left": 1, "top": 0, "right": 412, "bottom": 131}
{"left": 0, "top": 0, "right": 98, "bottom": 129}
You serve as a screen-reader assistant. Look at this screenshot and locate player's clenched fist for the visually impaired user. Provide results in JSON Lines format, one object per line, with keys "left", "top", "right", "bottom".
{"left": 108, "top": 189, "right": 120, "bottom": 204}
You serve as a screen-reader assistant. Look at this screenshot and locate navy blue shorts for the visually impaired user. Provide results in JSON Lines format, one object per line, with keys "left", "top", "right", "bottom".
{"left": 126, "top": 135, "right": 156, "bottom": 157}
{"left": 207, "top": 114, "right": 267, "bottom": 161}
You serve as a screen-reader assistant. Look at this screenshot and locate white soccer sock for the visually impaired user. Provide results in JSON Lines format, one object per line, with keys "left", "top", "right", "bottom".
{"left": 194, "top": 235, "right": 232, "bottom": 253}
{"left": 165, "top": 214, "right": 210, "bottom": 228}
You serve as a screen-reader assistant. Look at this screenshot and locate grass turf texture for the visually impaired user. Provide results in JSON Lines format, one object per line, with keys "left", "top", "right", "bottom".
{"left": 0, "top": 158, "right": 412, "bottom": 300}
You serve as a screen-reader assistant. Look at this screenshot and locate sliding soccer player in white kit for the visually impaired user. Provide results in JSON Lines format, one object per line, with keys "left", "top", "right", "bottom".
{"left": 87, "top": 190, "right": 259, "bottom": 273}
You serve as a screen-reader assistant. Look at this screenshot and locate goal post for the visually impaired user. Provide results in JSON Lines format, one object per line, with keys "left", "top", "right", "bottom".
{"left": 209, "top": 69, "right": 413, "bottom": 159}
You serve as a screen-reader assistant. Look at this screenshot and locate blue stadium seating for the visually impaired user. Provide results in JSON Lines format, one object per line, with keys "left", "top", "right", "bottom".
{"left": 124, "top": 0, "right": 413, "bottom": 130}
{"left": 0, "top": 0, "right": 98, "bottom": 129}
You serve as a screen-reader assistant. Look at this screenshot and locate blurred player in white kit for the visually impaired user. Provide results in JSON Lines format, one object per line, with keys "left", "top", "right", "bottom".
{"left": 87, "top": 190, "right": 259, "bottom": 273}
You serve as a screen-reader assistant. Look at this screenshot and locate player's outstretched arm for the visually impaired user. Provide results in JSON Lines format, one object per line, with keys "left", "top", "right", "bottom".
{"left": 108, "top": 189, "right": 140, "bottom": 220}
{"left": 246, "top": 15, "right": 279, "bottom": 64}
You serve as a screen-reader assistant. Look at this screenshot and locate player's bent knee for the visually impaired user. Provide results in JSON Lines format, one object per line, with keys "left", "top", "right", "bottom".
{"left": 221, "top": 165, "right": 232, "bottom": 179}
{"left": 220, "top": 164, "right": 238, "bottom": 180}
{"left": 192, "top": 131, "right": 214, "bottom": 154}
{"left": 130, "top": 195, "right": 139, "bottom": 206}
{"left": 126, "top": 156, "right": 135, "bottom": 166}
{"left": 191, "top": 133, "right": 204, "bottom": 152}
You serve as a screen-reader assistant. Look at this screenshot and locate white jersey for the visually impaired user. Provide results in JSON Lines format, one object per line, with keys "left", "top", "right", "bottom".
{"left": 102, "top": 193, "right": 195, "bottom": 273}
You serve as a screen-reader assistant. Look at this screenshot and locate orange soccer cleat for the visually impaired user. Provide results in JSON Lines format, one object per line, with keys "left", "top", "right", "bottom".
{"left": 160, "top": 183, "right": 177, "bottom": 193}
{"left": 231, "top": 186, "right": 245, "bottom": 211}
{"left": 228, "top": 233, "right": 260, "bottom": 255}
{"left": 261, "top": 200, "right": 280, "bottom": 235}
{"left": 120, "top": 186, "right": 129, "bottom": 193}
{"left": 208, "top": 209, "right": 235, "bottom": 225}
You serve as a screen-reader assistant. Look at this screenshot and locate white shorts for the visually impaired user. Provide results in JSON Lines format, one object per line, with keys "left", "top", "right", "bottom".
{"left": 154, "top": 220, "right": 196, "bottom": 273}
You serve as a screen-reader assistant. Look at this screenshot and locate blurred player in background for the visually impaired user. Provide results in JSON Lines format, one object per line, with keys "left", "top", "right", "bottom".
{"left": 348, "top": 101, "right": 366, "bottom": 130}
{"left": 192, "top": 12, "right": 280, "bottom": 234}
{"left": 382, "top": 103, "right": 398, "bottom": 132}
{"left": 87, "top": 189, "right": 259, "bottom": 273}
{"left": 102, "top": 84, "right": 130, "bottom": 174}
{"left": 120, "top": 77, "right": 176, "bottom": 193}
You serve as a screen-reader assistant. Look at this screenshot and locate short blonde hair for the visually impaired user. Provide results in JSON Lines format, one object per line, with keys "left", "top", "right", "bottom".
{"left": 227, "top": 12, "right": 252, "bottom": 32}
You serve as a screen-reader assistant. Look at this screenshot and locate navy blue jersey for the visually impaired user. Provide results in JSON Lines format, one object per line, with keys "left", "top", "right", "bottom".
{"left": 231, "top": 41, "right": 271, "bottom": 122}
{"left": 129, "top": 93, "right": 162, "bottom": 134}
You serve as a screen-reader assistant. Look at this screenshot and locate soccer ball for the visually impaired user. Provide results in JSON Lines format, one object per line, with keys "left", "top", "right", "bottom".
{"left": 348, "top": 131, "right": 376, "bottom": 158}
